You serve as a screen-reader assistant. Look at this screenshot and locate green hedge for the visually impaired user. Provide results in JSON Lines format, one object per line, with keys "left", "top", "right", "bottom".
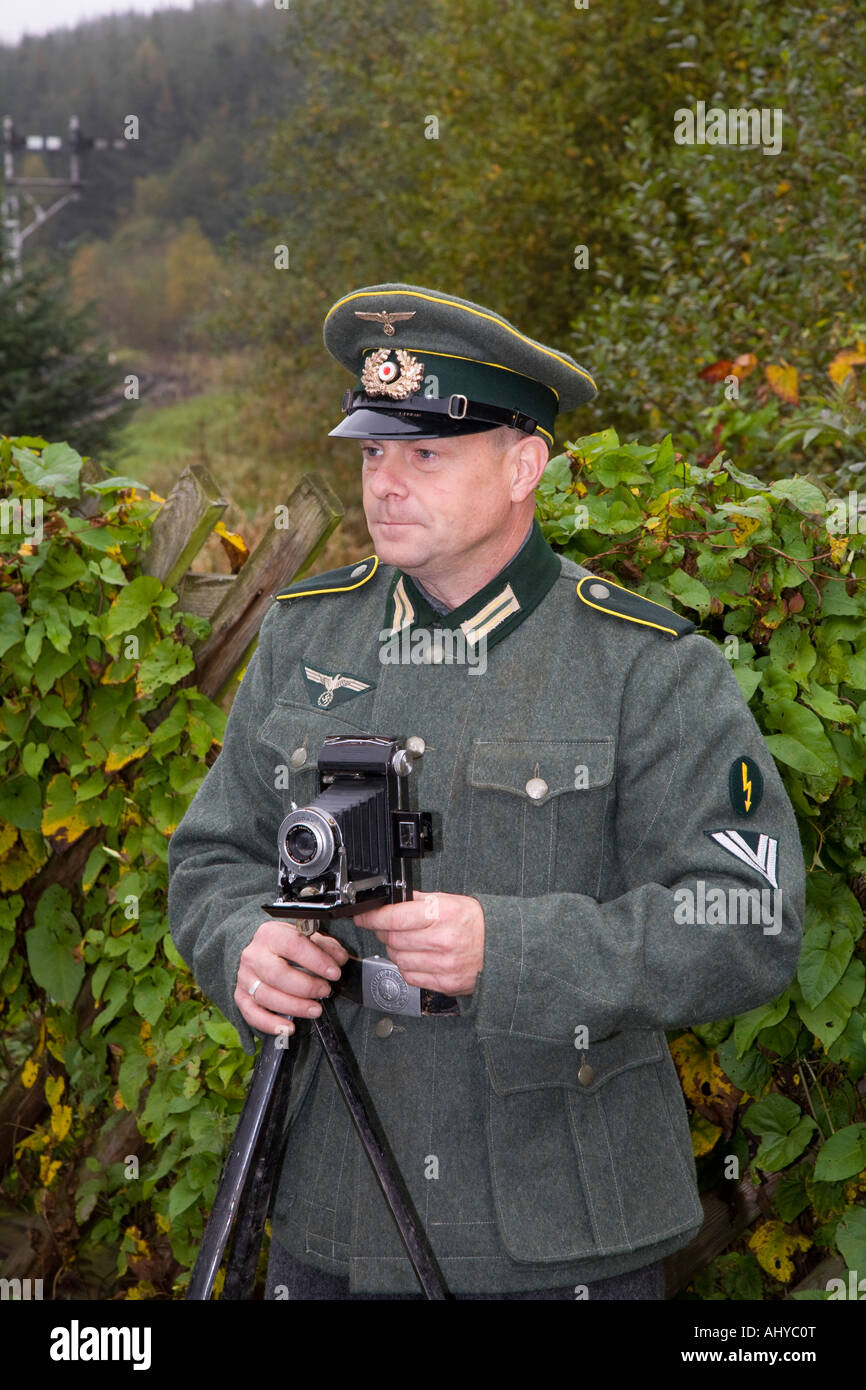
{"left": 536, "top": 426, "right": 866, "bottom": 1299}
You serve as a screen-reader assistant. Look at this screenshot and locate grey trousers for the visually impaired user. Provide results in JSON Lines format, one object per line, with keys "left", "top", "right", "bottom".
{"left": 265, "top": 1241, "right": 666, "bottom": 1300}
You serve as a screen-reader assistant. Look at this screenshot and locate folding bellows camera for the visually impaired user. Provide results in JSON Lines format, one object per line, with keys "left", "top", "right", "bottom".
{"left": 262, "top": 735, "right": 434, "bottom": 921}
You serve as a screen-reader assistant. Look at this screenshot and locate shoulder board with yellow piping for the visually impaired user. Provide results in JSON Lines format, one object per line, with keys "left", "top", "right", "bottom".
{"left": 575, "top": 574, "right": 695, "bottom": 638}
{"left": 274, "top": 554, "right": 379, "bottom": 601}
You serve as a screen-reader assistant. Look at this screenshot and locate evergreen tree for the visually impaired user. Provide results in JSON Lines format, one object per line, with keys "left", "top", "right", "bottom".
{"left": 0, "top": 248, "right": 131, "bottom": 455}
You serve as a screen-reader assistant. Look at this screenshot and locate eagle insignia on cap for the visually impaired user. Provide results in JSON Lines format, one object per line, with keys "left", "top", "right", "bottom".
{"left": 361, "top": 348, "right": 425, "bottom": 399}
{"left": 354, "top": 309, "right": 417, "bottom": 336}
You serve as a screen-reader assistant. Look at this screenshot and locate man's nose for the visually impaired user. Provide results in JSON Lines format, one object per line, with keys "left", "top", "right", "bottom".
{"left": 365, "top": 452, "right": 409, "bottom": 496}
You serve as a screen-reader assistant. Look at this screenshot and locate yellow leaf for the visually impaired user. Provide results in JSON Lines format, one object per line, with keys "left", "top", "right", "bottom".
{"left": 0, "top": 838, "right": 44, "bottom": 891}
{"left": 39, "top": 1154, "right": 62, "bottom": 1187}
{"left": 21, "top": 1057, "right": 40, "bottom": 1089}
{"left": 155, "top": 1211, "right": 171, "bottom": 1234}
{"left": 669, "top": 1033, "right": 737, "bottom": 1111}
{"left": 0, "top": 821, "right": 18, "bottom": 859}
{"left": 748, "top": 1220, "right": 811, "bottom": 1282}
{"left": 765, "top": 362, "right": 799, "bottom": 404}
{"left": 775, "top": 181, "right": 791, "bottom": 194}
{"left": 113, "top": 1089, "right": 126, "bottom": 1110}
{"left": 741, "top": 251, "right": 751, "bottom": 266}
{"left": 690, "top": 1112, "right": 722, "bottom": 1157}
{"left": 732, "top": 513, "right": 761, "bottom": 545}
{"left": 15, "top": 1130, "right": 49, "bottom": 1155}
{"left": 45, "top": 1074, "right": 65, "bottom": 1107}
{"left": 41, "top": 775, "right": 90, "bottom": 848}
{"left": 50, "top": 1103, "right": 73, "bottom": 1142}
{"left": 828, "top": 535, "right": 849, "bottom": 566}
{"left": 214, "top": 520, "right": 249, "bottom": 575}
{"left": 828, "top": 349, "right": 866, "bottom": 386}
{"left": 105, "top": 742, "right": 149, "bottom": 772}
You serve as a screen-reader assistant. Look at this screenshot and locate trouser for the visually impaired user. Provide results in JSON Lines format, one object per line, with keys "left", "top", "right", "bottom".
{"left": 265, "top": 1241, "right": 666, "bottom": 1300}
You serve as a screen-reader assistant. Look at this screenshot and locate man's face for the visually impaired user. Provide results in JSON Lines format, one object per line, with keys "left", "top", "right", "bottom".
{"left": 359, "top": 430, "right": 521, "bottom": 579}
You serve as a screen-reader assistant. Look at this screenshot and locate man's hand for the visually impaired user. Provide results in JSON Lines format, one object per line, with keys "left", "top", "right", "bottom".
{"left": 352, "top": 891, "right": 485, "bottom": 996}
{"left": 235, "top": 919, "right": 349, "bottom": 1036}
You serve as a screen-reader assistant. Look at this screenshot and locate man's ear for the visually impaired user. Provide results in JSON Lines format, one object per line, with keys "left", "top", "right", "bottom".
{"left": 511, "top": 435, "right": 549, "bottom": 502}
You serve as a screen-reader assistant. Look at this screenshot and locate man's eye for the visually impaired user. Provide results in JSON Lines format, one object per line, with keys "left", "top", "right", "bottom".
{"left": 415, "top": 450, "right": 437, "bottom": 461}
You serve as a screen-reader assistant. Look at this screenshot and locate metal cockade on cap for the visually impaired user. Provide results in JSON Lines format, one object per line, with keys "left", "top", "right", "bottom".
{"left": 361, "top": 348, "right": 425, "bottom": 399}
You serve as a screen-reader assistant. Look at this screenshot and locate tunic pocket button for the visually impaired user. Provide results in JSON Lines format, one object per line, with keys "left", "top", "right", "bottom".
{"left": 290, "top": 747, "right": 307, "bottom": 768}
{"left": 375, "top": 1018, "right": 394, "bottom": 1039}
{"left": 578, "top": 1063, "right": 595, "bottom": 1087}
{"left": 525, "top": 776, "right": 548, "bottom": 801}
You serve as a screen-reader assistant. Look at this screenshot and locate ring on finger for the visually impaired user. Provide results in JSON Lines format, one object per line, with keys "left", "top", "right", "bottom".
{"left": 248, "top": 978, "right": 263, "bottom": 998}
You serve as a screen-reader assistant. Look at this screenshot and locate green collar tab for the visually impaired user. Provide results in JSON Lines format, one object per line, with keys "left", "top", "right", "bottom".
{"left": 382, "top": 518, "right": 560, "bottom": 656}
{"left": 575, "top": 574, "right": 695, "bottom": 638}
{"left": 275, "top": 555, "right": 378, "bottom": 601}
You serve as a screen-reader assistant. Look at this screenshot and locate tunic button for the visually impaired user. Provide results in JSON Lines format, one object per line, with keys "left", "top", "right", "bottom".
{"left": 350, "top": 564, "right": 367, "bottom": 578}
{"left": 525, "top": 776, "right": 548, "bottom": 801}
{"left": 290, "top": 747, "right": 306, "bottom": 768}
{"left": 578, "top": 1063, "right": 595, "bottom": 1087}
{"left": 589, "top": 583, "right": 610, "bottom": 600}
{"left": 374, "top": 1017, "right": 394, "bottom": 1039}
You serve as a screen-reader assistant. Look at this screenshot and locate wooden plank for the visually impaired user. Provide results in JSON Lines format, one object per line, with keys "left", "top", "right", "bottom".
{"left": 177, "top": 572, "right": 236, "bottom": 619}
{"left": 193, "top": 472, "right": 343, "bottom": 700}
{"left": 788, "top": 1254, "right": 844, "bottom": 1296}
{"left": 664, "top": 1173, "right": 782, "bottom": 1296}
{"left": 140, "top": 463, "right": 227, "bottom": 588}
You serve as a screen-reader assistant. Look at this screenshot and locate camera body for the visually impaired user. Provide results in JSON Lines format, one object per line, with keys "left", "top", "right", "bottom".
{"left": 263, "top": 735, "right": 434, "bottom": 920}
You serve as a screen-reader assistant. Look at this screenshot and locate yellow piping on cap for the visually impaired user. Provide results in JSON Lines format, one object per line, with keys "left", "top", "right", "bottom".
{"left": 328, "top": 289, "right": 597, "bottom": 392}
{"left": 575, "top": 574, "right": 680, "bottom": 636}
{"left": 275, "top": 555, "right": 379, "bottom": 601}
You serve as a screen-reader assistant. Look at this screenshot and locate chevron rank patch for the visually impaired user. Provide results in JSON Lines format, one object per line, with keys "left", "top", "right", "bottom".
{"left": 705, "top": 828, "right": 779, "bottom": 889}
{"left": 729, "top": 756, "right": 763, "bottom": 817}
{"left": 302, "top": 663, "right": 375, "bottom": 709}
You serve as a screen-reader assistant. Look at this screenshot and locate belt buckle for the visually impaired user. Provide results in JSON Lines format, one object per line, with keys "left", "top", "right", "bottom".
{"left": 362, "top": 956, "right": 422, "bottom": 1017}
{"left": 447, "top": 393, "right": 468, "bottom": 419}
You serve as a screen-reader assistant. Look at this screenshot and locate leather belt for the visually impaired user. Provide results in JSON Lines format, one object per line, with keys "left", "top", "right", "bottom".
{"left": 333, "top": 956, "right": 460, "bottom": 1018}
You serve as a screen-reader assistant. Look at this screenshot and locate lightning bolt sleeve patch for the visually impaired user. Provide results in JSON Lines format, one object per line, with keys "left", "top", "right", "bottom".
{"left": 729, "top": 756, "right": 763, "bottom": 818}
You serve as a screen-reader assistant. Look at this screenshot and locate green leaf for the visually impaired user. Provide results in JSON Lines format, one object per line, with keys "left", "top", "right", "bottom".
{"left": 717, "top": 1035, "right": 772, "bottom": 1095}
{"left": 118, "top": 1050, "right": 151, "bottom": 1111}
{"left": 772, "top": 1165, "right": 811, "bottom": 1223}
{"left": 767, "top": 477, "right": 826, "bottom": 514}
{"left": 733, "top": 992, "right": 790, "bottom": 1057}
{"left": 102, "top": 576, "right": 165, "bottom": 640}
{"left": 34, "top": 693, "right": 74, "bottom": 729}
{"left": 25, "top": 882, "right": 84, "bottom": 1006}
{"left": 763, "top": 699, "right": 838, "bottom": 773}
{"left": 0, "top": 775, "right": 43, "bottom": 829}
{"left": 762, "top": 733, "right": 834, "bottom": 777}
{"left": 813, "top": 1124, "right": 866, "bottom": 1182}
{"left": 20, "top": 742, "right": 49, "bottom": 779}
{"left": 663, "top": 567, "right": 712, "bottom": 616}
{"left": 135, "top": 638, "right": 195, "bottom": 696}
{"left": 0, "top": 592, "right": 25, "bottom": 657}
{"left": 742, "top": 1093, "right": 817, "bottom": 1172}
{"left": 14, "top": 441, "right": 82, "bottom": 498}
{"left": 133, "top": 970, "right": 174, "bottom": 1025}
{"left": 731, "top": 665, "right": 762, "bottom": 702}
{"left": 797, "top": 922, "right": 854, "bottom": 1008}
{"left": 836, "top": 1208, "right": 866, "bottom": 1274}
{"left": 796, "top": 960, "right": 865, "bottom": 1050}
{"left": 202, "top": 1014, "right": 241, "bottom": 1048}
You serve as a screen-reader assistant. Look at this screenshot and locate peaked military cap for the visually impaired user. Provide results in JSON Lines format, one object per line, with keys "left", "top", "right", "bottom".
{"left": 323, "top": 283, "right": 598, "bottom": 448}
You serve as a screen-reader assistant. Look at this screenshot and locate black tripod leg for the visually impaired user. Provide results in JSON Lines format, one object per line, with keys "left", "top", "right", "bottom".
{"left": 186, "top": 1031, "right": 292, "bottom": 1301}
{"left": 315, "top": 999, "right": 452, "bottom": 1301}
{"left": 221, "top": 1033, "right": 297, "bottom": 1300}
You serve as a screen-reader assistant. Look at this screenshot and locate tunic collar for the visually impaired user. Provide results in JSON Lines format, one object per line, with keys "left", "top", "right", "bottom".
{"left": 382, "top": 517, "right": 560, "bottom": 655}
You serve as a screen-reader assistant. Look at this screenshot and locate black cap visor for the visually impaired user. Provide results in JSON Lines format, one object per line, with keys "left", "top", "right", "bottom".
{"left": 328, "top": 406, "right": 500, "bottom": 440}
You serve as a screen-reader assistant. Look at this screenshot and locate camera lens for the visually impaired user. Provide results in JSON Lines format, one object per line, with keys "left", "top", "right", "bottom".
{"left": 285, "top": 824, "right": 319, "bottom": 865}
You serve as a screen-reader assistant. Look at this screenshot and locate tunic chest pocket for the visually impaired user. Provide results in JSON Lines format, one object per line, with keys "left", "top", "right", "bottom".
{"left": 256, "top": 702, "right": 369, "bottom": 811}
{"left": 464, "top": 737, "right": 614, "bottom": 898}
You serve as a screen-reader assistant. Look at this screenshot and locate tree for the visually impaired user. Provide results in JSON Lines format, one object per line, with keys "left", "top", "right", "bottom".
{"left": 0, "top": 249, "right": 131, "bottom": 456}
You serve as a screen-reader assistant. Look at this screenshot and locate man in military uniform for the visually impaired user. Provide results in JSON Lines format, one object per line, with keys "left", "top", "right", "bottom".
{"left": 168, "top": 283, "right": 805, "bottom": 1300}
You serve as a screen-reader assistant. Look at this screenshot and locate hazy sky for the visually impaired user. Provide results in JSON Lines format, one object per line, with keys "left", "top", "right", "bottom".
{"left": 0, "top": 0, "right": 201, "bottom": 46}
